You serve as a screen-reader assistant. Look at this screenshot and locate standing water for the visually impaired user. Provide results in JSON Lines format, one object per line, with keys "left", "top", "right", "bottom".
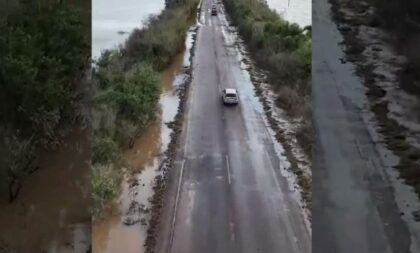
{"left": 92, "top": 49, "right": 189, "bottom": 253}
{"left": 265, "top": 0, "right": 311, "bottom": 27}
{"left": 0, "top": 129, "right": 91, "bottom": 253}
{"left": 91, "top": 1, "right": 193, "bottom": 252}
{"left": 92, "top": 0, "right": 166, "bottom": 59}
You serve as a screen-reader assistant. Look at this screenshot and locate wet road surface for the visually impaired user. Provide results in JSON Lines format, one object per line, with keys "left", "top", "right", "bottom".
{"left": 156, "top": 0, "right": 311, "bottom": 252}
{"left": 312, "top": 0, "right": 412, "bottom": 252}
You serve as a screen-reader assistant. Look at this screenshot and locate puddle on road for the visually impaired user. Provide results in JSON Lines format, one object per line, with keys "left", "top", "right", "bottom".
{"left": 0, "top": 128, "right": 91, "bottom": 253}
{"left": 92, "top": 51, "right": 185, "bottom": 253}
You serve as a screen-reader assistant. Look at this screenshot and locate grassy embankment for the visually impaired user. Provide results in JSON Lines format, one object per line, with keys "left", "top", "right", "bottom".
{"left": 92, "top": 0, "right": 199, "bottom": 219}
{"left": 223, "top": 0, "right": 312, "bottom": 205}
{"left": 0, "top": 0, "right": 90, "bottom": 203}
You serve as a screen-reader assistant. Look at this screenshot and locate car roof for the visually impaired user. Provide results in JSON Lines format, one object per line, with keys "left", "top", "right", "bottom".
{"left": 225, "top": 88, "right": 237, "bottom": 94}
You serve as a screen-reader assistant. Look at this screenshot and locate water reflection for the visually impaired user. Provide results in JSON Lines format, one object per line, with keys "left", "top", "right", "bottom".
{"left": 92, "top": 51, "right": 185, "bottom": 253}
{"left": 0, "top": 129, "right": 91, "bottom": 253}
{"left": 92, "top": 0, "right": 166, "bottom": 59}
{"left": 266, "top": 0, "right": 311, "bottom": 27}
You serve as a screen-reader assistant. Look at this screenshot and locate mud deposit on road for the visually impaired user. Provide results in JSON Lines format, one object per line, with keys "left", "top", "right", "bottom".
{"left": 329, "top": 0, "right": 420, "bottom": 250}
{"left": 0, "top": 129, "right": 91, "bottom": 253}
{"left": 92, "top": 31, "right": 194, "bottom": 252}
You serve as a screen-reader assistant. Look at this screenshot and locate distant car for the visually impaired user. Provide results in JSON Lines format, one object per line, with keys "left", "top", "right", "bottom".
{"left": 222, "top": 88, "right": 239, "bottom": 105}
{"left": 211, "top": 5, "right": 217, "bottom": 16}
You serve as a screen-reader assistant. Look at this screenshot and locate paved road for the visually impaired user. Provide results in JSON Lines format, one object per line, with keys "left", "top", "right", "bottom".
{"left": 312, "top": 0, "right": 412, "bottom": 252}
{"left": 155, "top": 0, "right": 311, "bottom": 252}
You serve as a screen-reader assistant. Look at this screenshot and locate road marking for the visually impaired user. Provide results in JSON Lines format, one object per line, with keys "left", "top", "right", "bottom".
{"left": 168, "top": 159, "right": 186, "bottom": 253}
{"left": 225, "top": 155, "right": 231, "bottom": 184}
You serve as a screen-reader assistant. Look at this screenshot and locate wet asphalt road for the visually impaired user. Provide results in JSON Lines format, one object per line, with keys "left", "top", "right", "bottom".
{"left": 155, "top": 0, "right": 311, "bottom": 252}
{"left": 312, "top": 0, "right": 412, "bottom": 252}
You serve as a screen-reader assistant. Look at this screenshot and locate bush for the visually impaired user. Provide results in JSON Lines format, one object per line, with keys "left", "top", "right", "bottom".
{"left": 0, "top": 131, "right": 37, "bottom": 202}
{"left": 93, "top": 137, "right": 118, "bottom": 165}
{"left": 122, "top": 0, "right": 198, "bottom": 70}
{"left": 91, "top": 0, "right": 199, "bottom": 218}
{"left": 96, "top": 64, "right": 160, "bottom": 124}
{"left": 0, "top": 1, "right": 90, "bottom": 140}
{"left": 114, "top": 120, "right": 138, "bottom": 148}
{"left": 0, "top": 0, "right": 90, "bottom": 201}
{"left": 223, "top": 0, "right": 313, "bottom": 159}
{"left": 295, "top": 106, "right": 314, "bottom": 158}
{"left": 92, "top": 164, "right": 119, "bottom": 218}
{"left": 223, "top": 0, "right": 311, "bottom": 99}
{"left": 276, "top": 86, "right": 303, "bottom": 116}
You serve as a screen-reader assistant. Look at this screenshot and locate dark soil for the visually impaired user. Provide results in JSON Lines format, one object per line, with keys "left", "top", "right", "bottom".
{"left": 329, "top": 0, "right": 420, "bottom": 202}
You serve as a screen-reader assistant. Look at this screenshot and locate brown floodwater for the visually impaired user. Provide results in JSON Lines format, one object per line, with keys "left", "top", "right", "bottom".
{"left": 92, "top": 51, "right": 185, "bottom": 253}
{"left": 0, "top": 128, "right": 91, "bottom": 253}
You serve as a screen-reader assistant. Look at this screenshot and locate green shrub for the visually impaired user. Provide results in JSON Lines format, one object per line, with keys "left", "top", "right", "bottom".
{"left": 91, "top": 0, "right": 199, "bottom": 218}
{"left": 92, "top": 164, "right": 119, "bottom": 218}
{"left": 122, "top": 1, "right": 197, "bottom": 70}
{"left": 0, "top": 1, "right": 89, "bottom": 139}
{"left": 223, "top": 0, "right": 311, "bottom": 94}
{"left": 95, "top": 64, "right": 160, "bottom": 124}
{"left": 224, "top": 0, "right": 313, "bottom": 159}
{"left": 93, "top": 137, "right": 118, "bottom": 165}
{"left": 0, "top": 0, "right": 89, "bottom": 201}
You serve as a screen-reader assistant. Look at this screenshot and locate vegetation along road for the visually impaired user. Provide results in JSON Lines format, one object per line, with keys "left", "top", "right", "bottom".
{"left": 154, "top": 0, "right": 311, "bottom": 252}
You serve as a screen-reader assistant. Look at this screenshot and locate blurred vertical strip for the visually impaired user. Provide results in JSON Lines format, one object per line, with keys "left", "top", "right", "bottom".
{"left": 0, "top": 0, "right": 92, "bottom": 252}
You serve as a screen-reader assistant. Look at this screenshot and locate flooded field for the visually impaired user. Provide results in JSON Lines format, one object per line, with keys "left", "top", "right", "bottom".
{"left": 0, "top": 129, "right": 91, "bottom": 253}
{"left": 92, "top": 51, "right": 187, "bottom": 253}
{"left": 266, "top": 0, "right": 311, "bottom": 27}
{"left": 92, "top": 0, "right": 165, "bottom": 59}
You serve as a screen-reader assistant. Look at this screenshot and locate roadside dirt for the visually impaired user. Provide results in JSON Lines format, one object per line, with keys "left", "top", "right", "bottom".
{"left": 238, "top": 46, "right": 312, "bottom": 217}
{"left": 329, "top": 0, "right": 420, "bottom": 228}
{"left": 144, "top": 26, "right": 198, "bottom": 253}
{"left": 330, "top": 0, "right": 420, "bottom": 252}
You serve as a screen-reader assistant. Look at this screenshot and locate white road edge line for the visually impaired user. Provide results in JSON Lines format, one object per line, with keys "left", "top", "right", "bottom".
{"left": 225, "top": 155, "right": 231, "bottom": 185}
{"left": 168, "top": 159, "right": 186, "bottom": 253}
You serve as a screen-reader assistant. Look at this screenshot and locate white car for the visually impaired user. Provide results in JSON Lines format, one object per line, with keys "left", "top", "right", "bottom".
{"left": 222, "top": 88, "right": 239, "bottom": 105}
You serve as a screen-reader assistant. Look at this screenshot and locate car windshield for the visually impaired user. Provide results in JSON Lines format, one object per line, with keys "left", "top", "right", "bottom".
{"left": 226, "top": 93, "right": 236, "bottom": 98}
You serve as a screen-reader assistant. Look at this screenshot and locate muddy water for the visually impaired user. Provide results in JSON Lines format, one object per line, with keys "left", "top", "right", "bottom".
{"left": 92, "top": 52, "right": 185, "bottom": 253}
{"left": 92, "top": 0, "right": 166, "bottom": 59}
{"left": 0, "top": 128, "right": 91, "bottom": 253}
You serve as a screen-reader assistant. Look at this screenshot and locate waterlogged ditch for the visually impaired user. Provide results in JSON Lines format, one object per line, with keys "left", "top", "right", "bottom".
{"left": 0, "top": 128, "right": 91, "bottom": 253}
{"left": 92, "top": 28, "right": 196, "bottom": 253}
